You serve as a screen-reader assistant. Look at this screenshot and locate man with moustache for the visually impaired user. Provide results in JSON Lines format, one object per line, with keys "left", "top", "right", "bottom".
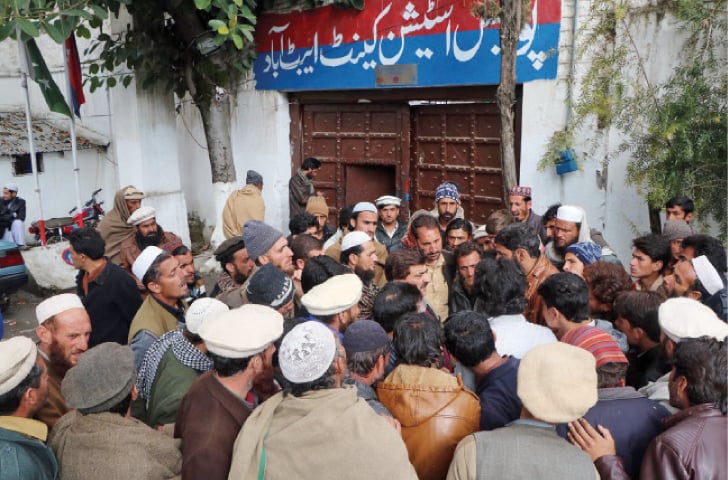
{"left": 412, "top": 214, "right": 456, "bottom": 322}
{"left": 118, "top": 206, "right": 182, "bottom": 287}
{"left": 545, "top": 205, "right": 619, "bottom": 270}
{"left": 508, "top": 185, "right": 547, "bottom": 242}
{"left": 33, "top": 293, "right": 92, "bottom": 428}
{"left": 289, "top": 157, "right": 322, "bottom": 218}
{"left": 340, "top": 231, "right": 379, "bottom": 319}
{"left": 211, "top": 236, "right": 255, "bottom": 297}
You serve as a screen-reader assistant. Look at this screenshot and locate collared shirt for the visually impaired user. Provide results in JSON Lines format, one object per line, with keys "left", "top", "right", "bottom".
{"left": 153, "top": 295, "right": 186, "bottom": 325}
{"left": 0, "top": 416, "right": 48, "bottom": 442}
{"left": 425, "top": 254, "right": 449, "bottom": 322}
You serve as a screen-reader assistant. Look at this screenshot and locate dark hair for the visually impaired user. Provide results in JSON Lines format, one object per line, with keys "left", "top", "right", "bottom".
{"left": 453, "top": 242, "right": 482, "bottom": 262}
{"left": 142, "top": 251, "right": 173, "bottom": 288}
{"left": 385, "top": 248, "right": 426, "bottom": 281}
{"left": 583, "top": 261, "right": 633, "bottom": 317}
{"left": 485, "top": 209, "right": 513, "bottom": 235}
{"left": 474, "top": 257, "right": 527, "bottom": 316}
{"left": 446, "top": 218, "right": 473, "bottom": 236}
{"left": 597, "top": 362, "right": 629, "bottom": 388}
{"left": 542, "top": 203, "right": 561, "bottom": 224}
{"left": 290, "top": 234, "right": 324, "bottom": 263}
{"left": 216, "top": 239, "right": 245, "bottom": 271}
{"left": 301, "top": 255, "right": 350, "bottom": 293}
{"left": 340, "top": 243, "right": 365, "bottom": 265}
{"left": 681, "top": 235, "right": 727, "bottom": 273}
{"left": 372, "top": 281, "right": 421, "bottom": 333}
{"left": 171, "top": 244, "right": 190, "bottom": 256}
{"left": 393, "top": 312, "right": 443, "bottom": 368}
{"left": 338, "top": 205, "right": 355, "bottom": 230}
{"left": 632, "top": 234, "right": 671, "bottom": 273}
{"left": 183, "top": 328, "right": 204, "bottom": 346}
{"left": 347, "top": 344, "right": 391, "bottom": 377}
{"left": 301, "top": 157, "right": 321, "bottom": 171}
{"left": 665, "top": 196, "right": 694, "bottom": 214}
{"left": 495, "top": 223, "right": 540, "bottom": 259}
{"left": 443, "top": 311, "right": 496, "bottom": 368}
{"left": 673, "top": 337, "right": 727, "bottom": 414}
{"left": 68, "top": 228, "right": 105, "bottom": 260}
{"left": 0, "top": 364, "right": 42, "bottom": 415}
{"left": 209, "top": 351, "right": 252, "bottom": 377}
{"left": 107, "top": 391, "right": 133, "bottom": 416}
{"left": 538, "top": 273, "right": 590, "bottom": 322}
{"left": 411, "top": 214, "right": 439, "bottom": 239}
{"left": 289, "top": 213, "right": 318, "bottom": 236}
{"left": 613, "top": 291, "right": 666, "bottom": 342}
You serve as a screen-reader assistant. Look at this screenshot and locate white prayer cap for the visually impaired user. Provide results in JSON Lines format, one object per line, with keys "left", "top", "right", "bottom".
{"left": 36, "top": 293, "right": 84, "bottom": 325}
{"left": 0, "top": 336, "right": 37, "bottom": 395}
{"left": 279, "top": 321, "right": 337, "bottom": 383}
{"left": 658, "top": 297, "right": 728, "bottom": 343}
{"left": 185, "top": 298, "right": 229, "bottom": 335}
{"left": 132, "top": 246, "right": 164, "bottom": 282}
{"left": 341, "top": 231, "right": 371, "bottom": 252}
{"left": 352, "top": 202, "right": 377, "bottom": 214}
{"left": 301, "top": 273, "right": 363, "bottom": 316}
{"left": 127, "top": 206, "right": 156, "bottom": 226}
{"left": 556, "top": 205, "right": 584, "bottom": 223}
{"left": 692, "top": 255, "right": 724, "bottom": 295}
{"left": 472, "top": 224, "right": 488, "bottom": 240}
{"left": 199, "top": 304, "right": 283, "bottom": 359}
{"left": 3, "top": 183, "right": 18, "bottom": 192}
{"left": 375, "top": 195, "right": 402, "bottom": 208}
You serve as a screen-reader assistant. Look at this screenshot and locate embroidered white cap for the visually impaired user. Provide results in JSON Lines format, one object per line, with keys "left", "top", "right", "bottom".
{"left": 185, "top": 298, "right": 230, "bottom": 335}
{"left": 279, "top": 321, "right": 337, "bottom": 383}
{"left": 341, "top": 231, "right": 371, "bottom": 252}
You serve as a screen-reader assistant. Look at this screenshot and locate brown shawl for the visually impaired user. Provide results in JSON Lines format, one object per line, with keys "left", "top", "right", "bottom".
{"left": 97, "top": 186, "right": 136, "bottom": 264}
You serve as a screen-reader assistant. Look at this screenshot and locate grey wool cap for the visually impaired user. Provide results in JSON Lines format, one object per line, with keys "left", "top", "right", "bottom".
{"left": 61, "top": 343, "right": 136, "bottom": 415}
{"left": 243, "top": 220, "right": 284, "bottom": 260}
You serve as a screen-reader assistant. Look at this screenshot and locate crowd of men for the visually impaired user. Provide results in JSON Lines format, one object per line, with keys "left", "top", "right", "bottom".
{"left": 0, "top": 172, "right": 726, "bottom": 479}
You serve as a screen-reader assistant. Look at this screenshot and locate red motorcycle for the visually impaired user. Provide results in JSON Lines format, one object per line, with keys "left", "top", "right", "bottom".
{"left": 29, "top": 189, "right": 105, "bottom": 244}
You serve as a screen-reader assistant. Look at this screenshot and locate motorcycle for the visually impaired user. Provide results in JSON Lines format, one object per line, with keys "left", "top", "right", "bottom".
{"left": 29, "top": 189, "right": 105, "bottom": 244}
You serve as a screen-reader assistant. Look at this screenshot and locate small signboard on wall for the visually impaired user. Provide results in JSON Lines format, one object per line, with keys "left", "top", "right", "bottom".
{"left": 253, "top": 0, "right": 561, "bottom": 91}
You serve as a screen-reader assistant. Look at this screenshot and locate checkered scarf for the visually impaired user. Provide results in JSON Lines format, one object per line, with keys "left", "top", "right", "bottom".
{"left": 137, "top": 329, "right": 213, "bottom": 406}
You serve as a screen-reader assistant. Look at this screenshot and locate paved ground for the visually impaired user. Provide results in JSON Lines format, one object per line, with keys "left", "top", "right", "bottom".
{"left": 1, "top": 251, "right": 219, "bottom": 342}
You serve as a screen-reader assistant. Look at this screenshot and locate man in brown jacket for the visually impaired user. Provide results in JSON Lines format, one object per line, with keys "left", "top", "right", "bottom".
{"left": 221, "top": 170, "right": 265, "bottom": 240}
{"left": 377, "top": 312, "right": 480, "bottom": 480}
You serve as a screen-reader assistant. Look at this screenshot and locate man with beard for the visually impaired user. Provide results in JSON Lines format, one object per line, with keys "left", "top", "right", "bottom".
{"left": 449, "top": 242, "right": 483, "bottom": 314}
{"left": 119, "top": 206, "right": 182, "bottom": 290}
{"left": 128, "top": 246, "right": 190, "bottom": 369}
{"left": 0, "top": 183, "right": 26, "bottom": 247}
{"left": 430, "top": 182, "right": 467, "bottom": 238}
{"left": 412, "top": 214, "right": 456, "bottom": 322}
{"left": 289, "top": 157, "right": 321, "bottom": 218}
{"left": 172, "top": 245, "right": 207, "bottom": 304}
{"left": 340, "top": 231, "right": 379, "bottom": 320}
{"left": 545, "top": 205, "right": 619, "bottom": 270}
{"left": 33, "top": 293, "right": 92, "bottom": 428}
{"left": 211, "top": 236, "right": 254, "bottom": 297}
{"left": 300, "top": 273, "right": 363, "bottom": 340}
{"left": 98, "top": 185, "right": 145, "bottom": 264}
{"left": 508, "top": 185, "right": 546, "bottom": 242}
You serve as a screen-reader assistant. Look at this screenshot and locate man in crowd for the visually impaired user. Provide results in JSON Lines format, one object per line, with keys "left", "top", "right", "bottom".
{"left": 342, "top": 319, "right": 393, "bottom": 416}
{"left": 246, "top": 264, "right": 296, "bottom": 316}
{"left": 172, "top": 244, "right": 206, "bottom": 304}
{"left": 474, "top": 257, "right": 557, "bottom": 359}
{"left": 432, "top": 182, "right": 467, "bottom": 235}
{"left": 34, "top": 293, "right": 91, "bottom": 428}
{"left": 495, "top": 222, "right": 558, "bottom": 324}
{"left": 384, "top": 248, "right": 431, "bottom": 298}
{"left": 227, "top": 321, "right": 418, "bottom": 479}
{"left": 665, "top": 195, "right": 694, "bottom": 223}
{"left": 211, "top": 236, "right": 254, "bottom": 297}
{"left": 546, "top": 204, "right": 619, "bottom": 269}
{"left": 326, "top": 201, "right": 388, "bottom": 287}
{"left": 340, "top": 231, "right": 379, "bottom": 319}
{"left": 289, "top": 157, "right": 321, "bottom": 218}
{"left": 375, "top": 195, "right": 407, "bottom": 252}
{"left": 119, "top": 206, "right": 182, "bottom": 284}
{"left": 1, "top": 183, "right": 26, "bottom": 247}
{"left": 373, "top": 281, "right": 425, "bottom": 338}
{"left": 630, "top": 233, "right": 671, "bottom": 294}
{"left": 570, "top": 336, "right": 726, "bottom": 480}
{"left": 136, "top": 298, "right": 228, "bottom": 427}
{"left": 0, "top": 336, "right": 58, "bottom": 479}
{"left": 444, "top": 311, "right": 522, "bottom": 431}
{"left": 378, "top": 312, "right": 480, "bottom": 480}
{"left": 661, "top": 219, "right": 692, "bottom": 274}
{"left": 613, "top": 291, "right": 669, "bottom": 389}
{"left": 175, "top": 304, "right": 283, "bottom": 480}
{"left": 300, "top": 273, "right": 363, "bottom": 340}
{"left": 68, "top": 228, "right": 142, "bottom": 347}
{"left": 244, "top": 219, "right": 295, "bottom": 277}
{"left": 48, "top": 343, "right": 182, "bottom": 478}
{"left": 411, "top": 213, "right": 456, "bottom": 321}
{"left": 541, "top": 203, "right": 561, "bottom": 245}
{"left": 445, "top": 219, "right": 474, "bottom": 250}
{"left": 449, "top": 242, "right": 483, "bottom": 314}
{"left": 98, "top": 185, "right": 144, "bottom": 264}
{"left": 222, "top": 169, "right": 265, "bottom": 239}
{"left": 128, "top": 246, "right": 189, "bottom": 369}
{"left": 508, "top": 185, "right": 546, "bottom": 241}
{"left": 448, "top": 342, "right": 598, "bottom": 479}
{"left": 288, "top": 213, "right": 318, "bottom": 239}
{"left": 305, "top": 195, "right": 334, "bottom": 241}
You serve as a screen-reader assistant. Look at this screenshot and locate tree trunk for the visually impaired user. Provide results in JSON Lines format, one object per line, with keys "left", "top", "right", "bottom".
{"left": 497, "top": 1, "right": 521, "bottom": 199}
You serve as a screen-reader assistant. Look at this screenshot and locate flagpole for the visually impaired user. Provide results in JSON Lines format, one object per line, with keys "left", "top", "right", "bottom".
{"left": 62, "top": 40, "right": 84, "bottom": 226}
{"left": 16, "top": 27, "right": 47, "bottom": 247}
